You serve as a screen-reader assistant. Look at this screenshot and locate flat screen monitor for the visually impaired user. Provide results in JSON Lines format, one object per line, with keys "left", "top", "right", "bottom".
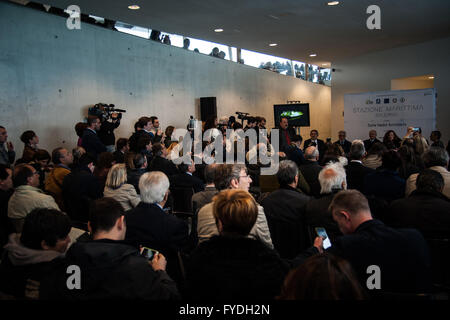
{"left": 274, "top": 103, "right": 310, "bottom": 127}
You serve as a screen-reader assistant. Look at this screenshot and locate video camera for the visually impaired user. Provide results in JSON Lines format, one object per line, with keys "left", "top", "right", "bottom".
{"left": 236, "top": 111, "right": 250, "bottom": 121}
{"left": 88, "top": 103, "right": 126, "bottom": 121}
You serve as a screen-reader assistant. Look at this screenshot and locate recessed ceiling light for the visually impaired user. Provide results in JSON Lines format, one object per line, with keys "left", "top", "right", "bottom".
{"left": 214, "top": 28, "right": 224, "bottom": 32}
{"left": 269, "top": 43, "right": 278, "bottom": 47}
{"left": 428, "top": 76, "right": 434, "bottom": 79}
{"left": 327, "top": 1, "right": 340, "bottom": 6}
{"left": 128, "top": 5, "right": 140, "bottom": 10}
{"left": 322, "top": 63, "right": 328, "bottom": 66}
{"left": 309, "top": 53, "right": 317, "bottom": 57}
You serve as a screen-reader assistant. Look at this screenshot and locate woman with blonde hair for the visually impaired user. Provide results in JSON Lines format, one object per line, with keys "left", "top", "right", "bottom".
{"left": 103, "top": 163, "right": 141, "bottom": 211}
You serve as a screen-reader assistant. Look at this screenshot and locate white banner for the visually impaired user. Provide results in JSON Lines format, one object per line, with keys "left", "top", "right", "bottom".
{"left": 344, "top": 88, "right": 436, "bottom": 142}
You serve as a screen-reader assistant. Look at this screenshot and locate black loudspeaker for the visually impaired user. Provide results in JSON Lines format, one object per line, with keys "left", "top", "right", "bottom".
{"left": 200, "top": 97, "right": 217, "bottom": 121}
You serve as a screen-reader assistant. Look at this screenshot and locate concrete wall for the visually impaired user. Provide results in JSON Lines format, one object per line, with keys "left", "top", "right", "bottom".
{"left": 331, "top": 36, "right": 450, "bottom": 143}
{"left": 0, "top": 2, "right": 330, "bottom": 155}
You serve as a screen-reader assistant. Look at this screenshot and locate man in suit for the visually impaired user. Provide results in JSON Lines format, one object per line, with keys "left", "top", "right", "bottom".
{"left": 345, "top": 140, "right": 375, "bottom": 192}
{"left": 363, "top": 129, "right": 381, "bottom": 152}
{"left": 296, "top": 190, "right": 432, "bottom": 295}
{"left": 125, "top": 171, "right": 189, "bottom": 254}
{"left": 170, "top": 158, "right": 205, "bottom": 194}
{"left": 81, "top": 115, "right": 106, "bottom": 160}
{"left": 112, "top": 138, "right": 128, "bottom": 164}
{"left": 299, "top": 146, "right": 322, "bottom": 197}
{"left": 261, "top": 160, "right": 311, "bottom": 259}
{"left": 303, "top": 129, "right": 325, "bottom": 162}
{"left": 0, "top": 126, "right": 15, "bottom": 166}
{"left": 333, "top": 130, "right": 352, "bottom": 155}
{"left": 285, "top": 135, "right": 307, "bottom": 167}
{"left": 148, "top": 142, "right": 178, "bottom": 177}
{"left": 273, "top": 117, "right": 296, "bottom": 153}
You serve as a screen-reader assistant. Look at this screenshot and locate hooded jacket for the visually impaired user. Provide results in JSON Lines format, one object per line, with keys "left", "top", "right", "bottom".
{"left": 39, "top": 239, "right": 180, "bottom": 300}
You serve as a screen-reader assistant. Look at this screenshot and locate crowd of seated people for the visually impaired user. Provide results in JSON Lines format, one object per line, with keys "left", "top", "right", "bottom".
{"left": 0, "top": 115, "right": 449, "bottom": 301}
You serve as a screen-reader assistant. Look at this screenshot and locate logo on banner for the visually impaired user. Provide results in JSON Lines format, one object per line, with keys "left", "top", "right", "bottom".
{"left": 366, "top": 99, "right": 373, "bottom": 104}
{"left": 392, "top": 98, "right": 397, "bottom": 103}
{"left": 384, "top": 98, "right": 390, "bottom": 104}
{"left": 376, "top": 98, "right": 381, "bottom": 104}
{"left": 400, "top": 97, "right": 406, "bottom": 103}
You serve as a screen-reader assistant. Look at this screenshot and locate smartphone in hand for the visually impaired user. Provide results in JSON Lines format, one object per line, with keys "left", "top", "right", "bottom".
{"left": 315, "top": 227, "right": 332, "bottom": 249}
{"left": 140, "top": 247, "right": 159, "bottom": 260}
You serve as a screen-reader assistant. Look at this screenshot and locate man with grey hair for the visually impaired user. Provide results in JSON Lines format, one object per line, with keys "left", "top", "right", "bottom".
{"left": 304, "top": 162, "right": 347, "bottom": 242}
{"left": 299, "top": 146, "right": 322, "bottom": 197}
{"left": 125, "top": 171, "right": 189, "bottom": 253}
{"left": 260, "top": 160, "right": 311, "bottom": 258}
{"left": 405, "top": 147, "right": 450, "bottom": 197}
{"left": 344, "top": 140, "right": 374, "bottom": 192}
{"left": 363, "top": 129, "right": 381, "bottom": 152}
{"left": 197, "top": 164, "right": 273, "bottom": 248}
{"left": 333, "top": 130, "right": 351, "bottom": 154}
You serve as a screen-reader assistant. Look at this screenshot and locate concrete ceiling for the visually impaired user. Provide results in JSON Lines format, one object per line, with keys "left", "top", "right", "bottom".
{"left": 29, "top": 0, "right": 450, "bottom": 65}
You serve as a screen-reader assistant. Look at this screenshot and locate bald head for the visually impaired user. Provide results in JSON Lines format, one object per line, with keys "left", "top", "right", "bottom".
{"left": 318, "top": 162, "right": 346, "bottom": 194}
{"left": 305, "top": 146, "right": 319, "bottom": 161}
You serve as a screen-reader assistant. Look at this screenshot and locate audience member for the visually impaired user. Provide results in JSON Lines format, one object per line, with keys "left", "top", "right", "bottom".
{"left": 183, "top": 38, "right": 190, "bottom": 50}
{"left": 279, "top": 252, "right": 367, "bottom": 300}
{"left": 163, "top": 126, "right": 175, "bottom": 148}
{"left": 150, "top": 116, "right": 163, "bottom": 142}
{"left": 0, "top": 126, "right": 15, "bottom": 166}
{"left": 398, "top": 145, "right": 422, "bottom": 180}
{"left": 74, "top": 122, "right": 88, "bottom": 147}
{"left": 303, "top": 129, "right": 326, "bottom": 162}
{"left": 383, "top": 130, "right": 401, "bottom": 150}
{"left": 19, "top": 130, "right": 40, "bottom": 163}
{"left": 363, "top": 129, "right": 381, "bottom": 153}
{"left": 0, "top": 164, "right": 14, "bottom": 254}
{"left": 126, "top": 152, "right": 147, "bottom": 194}
{"left": 45, "top": 147, "right": 73, "bottom": 209}
{"left": 147, "top": 143, "right": 178, "bottom": 177}
{"left": 321, "top": 143, "right": 347, "bottom": 167}
{"left": 186, "top": 189, "right": 289, "bottom": 300}
{"left": 388, "top": 169, "right": 450, "bottom": 237}
{"left": 113, "top": 138, "right": 128, "bottom": 164}
{"left": 125, "top": 171, "right": 189, "bottom": 253}
{"left": 93, "top": 152, "right": 115, "bottom": 191}
{"left": 40, "top": 198, "right": 180, "bottom": 300}
{"left": 430, "top": 130, "right": 444, "bottom": 149}
{"left": 362, "top": 142, "right": 386, "bottom": 169}
{"left": 295, "top": 190, "right": 432, "bottom": 295}
{"left": 405, "top": 147, "right": 450, "bottom": 197}
{"left": 285, "top": 134, "right": 307, "bottom": 167}
{"left": 0, "top": 208, "right": 71, "bottom": 299}
{"left": 62, "top": 153, "right": 102, "bottom": 224}
{"left": 71, "top": 146, "right": 86, "bottom": 170}
{"left": 170, "top": 158, "right": 205, "bottom": 194}
{"left": 197, "top": 164, "right": 273, "bottom": 248}
{"left": 261, "top": 160, "right": 311, "bottom": 258}
{"left": 103, "top": 164, "right": 141, "bottom": 211}
{"left": 344, "top": 140, "right": 374, "bottom": 192}
{"left": 8, "top": 164, "right": 59, "bottom": 233}
{"left": 81, "top": 115, "right": 106, "bottom": 159}
{"left": 304, "top": 162, "right": 346, "bottom": 242}
{"left": 299, "top": 146, "right": 322, "bottom": 197}
{"left": 191, "top": 164, "right": 218, "bottom": 211}
{"left": 363, "top": 150, "right": 405, "bottom": 202}
{"left": 333, "top": 130, "right": 351, "bottom": 155}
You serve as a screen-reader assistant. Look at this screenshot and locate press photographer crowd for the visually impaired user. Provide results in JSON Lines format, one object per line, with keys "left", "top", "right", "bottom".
{"left": 0, "top": 107, "right": 449, "bottom": 301}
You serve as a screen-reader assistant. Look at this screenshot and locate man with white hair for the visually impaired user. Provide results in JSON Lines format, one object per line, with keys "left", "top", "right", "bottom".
{"left": 299, "top": 146, "right": 322, "bottom": 197}
{"left": 344, "top": 140, "right": 375, "bottom": 192}
{"left": 304, "top": 162, "right": 347, "bottom": 241}
{"left": 125, "top": 171, "right": 189, "bottom": 253}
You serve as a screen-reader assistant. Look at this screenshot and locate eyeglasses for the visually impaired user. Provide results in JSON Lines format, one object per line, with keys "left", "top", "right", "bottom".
{"left": 239, "top": 175, "right": 250, "bottom": 179}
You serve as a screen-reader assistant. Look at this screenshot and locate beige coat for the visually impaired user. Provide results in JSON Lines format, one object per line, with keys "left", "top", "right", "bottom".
{"left": 8, "top": 185, "right": 60, "bottom": 226}
{"left": 103, "top": 183, "right": 141, "bottom": 211}
{"left": 197, "top": 201, "right": 274, "bottom": 249}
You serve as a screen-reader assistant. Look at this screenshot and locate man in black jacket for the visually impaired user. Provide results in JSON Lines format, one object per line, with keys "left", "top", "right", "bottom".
{"left": 127, "top": 152, "right": 147, "bottom": 194}
{"left": 148, "top": 143, "right": 178, "bottom": 177}
{"left": 273, "top": 117, "right": 296, "bottom": 153}
{"left": 299, "top": 146, "right": 322, "bottom": 197}
{"left": 170, "top": 158, "right": 205, "bottom": 194}
{"left": 261, "top": 160, "right": 311, "bottom": 259}
{"left": 333, "top": 130, "right": 352, "bottom": 155}
{"left": 40, "top": 198, "right": 179, "bottom": 300}
{"left": 345, "top": 140, "right": 375, "bottom": 192}
{"left": 62, "top": 153, "right": 103, "bottom": 223}
{"left": 81, "top": 116, "right": 106, "bottom": 160}
{"left": 363, "top": 129, "right": 381, "bottom": 152}
{"left": 125, "top": 171, "right": 189, "bottom": 254}
{"left": 303, "top": 129, "right": 325, "bottom": 162}
{"left": 296, "top": 190, "right": 432, "bottom": 295}
{"left": 387, "top": 169, "right": 450, "bottom": 237}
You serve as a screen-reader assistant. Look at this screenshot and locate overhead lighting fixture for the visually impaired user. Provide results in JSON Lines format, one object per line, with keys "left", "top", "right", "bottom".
{"left": 128, "top": 5, "right": 140, "bottom": 10}
{"left": 269, "top": 43, "right": 278, "bottom": 47}
{"left": 428, "top": 76, "right": 434, "bottom": 79}
{"left": 309, "top": 53, "right": 317, "bottom": 57}
{"left": 322, "top": 63, "right": 328, "bottom": 66}
{"left": 327, "top": 1, "right": 340, "bottom": 6}
{"left": 214, "top": 28, "right": 224, "bottom": 32}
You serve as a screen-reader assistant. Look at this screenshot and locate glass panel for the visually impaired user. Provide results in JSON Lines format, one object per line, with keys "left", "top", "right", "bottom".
{"left": 241, "top": 49, "right": 291, "bottom": 75}
{"left": 186, "top": 38, "right": 231, "bottom": 60}
{"left": 115, "top": 21, "right": 150, "bottom": 39}
{"left": 159, "top": 31, "right": 184, "bottom": 47}
{"left": 292, "top": 61, "right": 306, "bottom": 80}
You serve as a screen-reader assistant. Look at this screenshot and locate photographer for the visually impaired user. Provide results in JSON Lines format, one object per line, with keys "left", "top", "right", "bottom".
{"left": 98, "top": 112, "right": 121, "bottom": 153}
